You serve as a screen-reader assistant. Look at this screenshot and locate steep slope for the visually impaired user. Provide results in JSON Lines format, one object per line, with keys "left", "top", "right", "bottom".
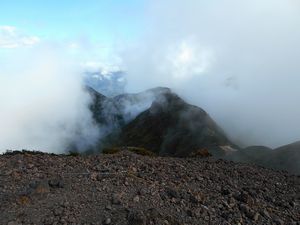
{"left": 272, "top": 141, "right": 300, "bottom": 174}
{"left": 86, "top": 87, "right": 174, "bottom": 151}
{"left": 112, "top": 87, "right": 171, "bottom": 123}
{"left": 88, "top": 86, "right": 171, "bottom": 127}
{"left": 225, "top": 142, "right": 300, "bottom": 174}
{"left": 110, "top": 91, "right": 236, "bottom": 157}
{"left": 87, "top": 86, "right": 124, "bottom": 127}
{"left": 224, "top": 146, "right": 273, "bottom": 165}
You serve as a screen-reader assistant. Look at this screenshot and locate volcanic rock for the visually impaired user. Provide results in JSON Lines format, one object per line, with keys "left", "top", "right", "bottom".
{"left": 0, "top": 150, "right": 299, "bottom": 224}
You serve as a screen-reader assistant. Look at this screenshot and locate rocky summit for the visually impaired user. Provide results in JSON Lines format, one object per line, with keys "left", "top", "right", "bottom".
{"left": 0, "top": 150, "right": 299, "bottom": 225}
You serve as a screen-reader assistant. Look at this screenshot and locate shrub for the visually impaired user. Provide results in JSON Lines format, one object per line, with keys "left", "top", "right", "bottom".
{"left": 67, "top": 151, "right": 80, "bottom": 157}
{"left": 102, "top": 146, "right": 156, "bottom": 156}
{"left": 102, "top": 147, "right": 121, "bottom": 154}
{"left": 190, "top": 148, "right": 212, "bottom": 158}
{"left": 3, "top": 149, "right": 51, "bottom": 156}
{"left": 127, "top": 147, "right": 156, "bottom": 156}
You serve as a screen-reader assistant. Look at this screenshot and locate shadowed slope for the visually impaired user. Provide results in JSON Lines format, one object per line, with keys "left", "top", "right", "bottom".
{"left": 111, "top": 91, "right": 236, "bottom": 156}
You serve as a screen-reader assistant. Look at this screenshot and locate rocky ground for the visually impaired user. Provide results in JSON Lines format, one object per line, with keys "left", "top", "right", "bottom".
{"left": 0, "top": 150, "right": 299, "bottom": 225}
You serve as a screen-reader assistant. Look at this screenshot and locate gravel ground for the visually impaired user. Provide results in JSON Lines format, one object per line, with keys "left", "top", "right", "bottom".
{"left": 0, "top": 151, "right": 299, "bottom": 225}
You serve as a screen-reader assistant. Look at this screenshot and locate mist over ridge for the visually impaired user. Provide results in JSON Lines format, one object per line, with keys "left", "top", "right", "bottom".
{"left": 1, "top": 0, "right": 300, "bottom": 151}
{"left": 1, "top": 2, "right": 300, "bottom": 224}
{"left": 120, "top": 0, "right": 300, "bottom": 148}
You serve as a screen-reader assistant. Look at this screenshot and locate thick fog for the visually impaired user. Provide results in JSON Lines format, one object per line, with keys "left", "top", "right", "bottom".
{"left": 121, "top": 0, "right": 300, "bottom": 148}
{"left": 0, "top": 47, "right": 99, "bottom": 153}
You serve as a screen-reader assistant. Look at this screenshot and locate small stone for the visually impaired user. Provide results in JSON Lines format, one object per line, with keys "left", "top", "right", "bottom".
{"left": 239, "top": 191, "right": 254, "bottom": 205}
{"left": 90, "top": 172, "right": 98, "bottom": 181}
{"left": 112, "top": 194, "right": 122, "bottom": 205}
{"left": 253, "top": 212, "right": 260, "bottom": 221}
{"left": 34, "top": 180, "right": 50, "bottom": 194}
{"left": 53, "top": 207, "right": 64, "bottom": 216}
{"left": 289, "top": 201, "right": 296, "bottom": 207}
{"left": 274, "top": 217, "right": 284, "bottom": 225}
{"left": 128, "top": 210, "right": 146, "bottom": 225}
{"left": 7, "top": 222, "right": 19, "bottom": 225}
{"left": 48, "top": 179, "right": 64, "bottom": 188}
{"left": 133, "top": 195, "right": 140, "bottom": 203}
{"left": 221, "top": 188, "right": 230, "bottom": 195}
{"left": 105, "top": 205, "right": 112, "bottom": 210}
{"left": 186, "top": 210, "right": 193, "bottom": 217}
{"left": 97, "top": 173, "right": 110, "bottom": 181}
{"left": 18, "top": 195, "right": 30, "bottom": 205}
{"left": 27, "top": 163, "right": 35, "bottom": 169}
{"left": 239, "top": 203, "right": 255, "bottom": 219}
{"left": 190, "top": 192, "right": 204, "bottom": 204}
{"left": 104, "top": 218, "right": 111, "bottom": 224}
{"left": 262, "top": 209, "right": 270, "bottom": 218}
{"left": 165, "top": 187, "right": 180, "bottom": 199}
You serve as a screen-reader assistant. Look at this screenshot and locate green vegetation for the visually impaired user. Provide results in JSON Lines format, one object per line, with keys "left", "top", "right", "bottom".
{"left": 3, "top": 150, "right": 56, "bottom": 156}
{"left": 102, "top": 146, "right": 156, "bottom": 156}
{"left": 189, "top": 148, "right": 212, "bottom": 158}
{"left": 102, "top": 147, "right": 121, "bottom": 154}
{"left": 67, "top": 151, "right": 80, "bottom": 157}
{"left": 127, "top": 147, "right": 156, "bottom": 156}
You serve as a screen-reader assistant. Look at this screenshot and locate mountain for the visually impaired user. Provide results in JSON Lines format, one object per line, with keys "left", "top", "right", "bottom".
{"left": 270, "top": 142, "right": 300, "bottom": 173}
{"left": 88, "top": 87, "right": 236, "bottom": 157}
{"left": 87, "top": 86, "right": 173, "bottom": 131}
{"left": 84, "top": 70, "right": 126, "bottom": 97}
{"left": 113, "top": 91, "right": 237, "bottom": 156}
{"left": 86, "top": 86, "right": 300, "bottom": 174}
{"left": 224, "top": 146, "right": 273, "bottom": 166}
{"left": 86, "top": 86, "right": 124, "bottom": 127}
{"left": 225, "top": 142, "right": 300, "bottom": 174}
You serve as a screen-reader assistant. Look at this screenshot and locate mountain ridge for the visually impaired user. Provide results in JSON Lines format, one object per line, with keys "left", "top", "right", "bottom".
{"left": 86, "top": 86, "right": 300, "bottom": 174}
{"left": 88, "top": 86, "right": 236, "bottom": 157}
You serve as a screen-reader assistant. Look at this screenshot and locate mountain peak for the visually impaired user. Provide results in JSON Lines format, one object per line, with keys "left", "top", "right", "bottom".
{"left": 105, "top": 89, "right": 234, "bottom": 156}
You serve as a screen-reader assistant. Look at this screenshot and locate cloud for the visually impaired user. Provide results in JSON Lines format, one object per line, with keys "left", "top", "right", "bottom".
{"left": 121, "top": 0, "right": 300, "bottom": 148}
{"left": 0, "top": 46, "right": 99, "bottom": 153}
{"left": 0, "top": 26, "right": 40, "bottom": 48}
{"left": 162, "top": 38, "right": 213, "bottom": 80}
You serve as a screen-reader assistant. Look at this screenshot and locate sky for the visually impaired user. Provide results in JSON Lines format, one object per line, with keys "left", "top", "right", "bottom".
{"left": 0, "top": 0, "right": 144, "bottom": 41}
{"left": 1, "top": 0, "right": 300, "bottom": 150}
{"left": 0, "top": 0, "right": 145, "bottom": 66}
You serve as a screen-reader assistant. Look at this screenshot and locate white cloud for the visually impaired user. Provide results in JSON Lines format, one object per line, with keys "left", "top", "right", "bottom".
{"left": 121, "top": 0, "right": 300, "bottom": 148}
{"left": 164, "top": 38, "right": 213, "bottom": 80}
{"left": 81, "top": 61, "right": 121, "bottom": 75}
{"left": 0, "top": 47, "right": 100, "bottom": 152}
{"left": 0, "top": 26, "right": 40, "bottom": 48}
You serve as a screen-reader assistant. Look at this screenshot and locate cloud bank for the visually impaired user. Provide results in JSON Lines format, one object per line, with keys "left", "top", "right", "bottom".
{"left": 121, "top": 0, "right": 300, "bottom": 148}
{"left": 0, "top": 47, "right": 99, "bottom": 153}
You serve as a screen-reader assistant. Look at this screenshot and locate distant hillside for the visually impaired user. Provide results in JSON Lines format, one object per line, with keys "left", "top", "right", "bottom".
{"left": 86, "top": 86, "right": 300, "bottom": 174}
{"left": 225, "top": 142, "right": 300, "bottom": 174}
{"left": 271, "top": 142, "right": 300, "bottom": 173}
{"left": 84, "top": 70, "right": 126, "bottom": 96}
